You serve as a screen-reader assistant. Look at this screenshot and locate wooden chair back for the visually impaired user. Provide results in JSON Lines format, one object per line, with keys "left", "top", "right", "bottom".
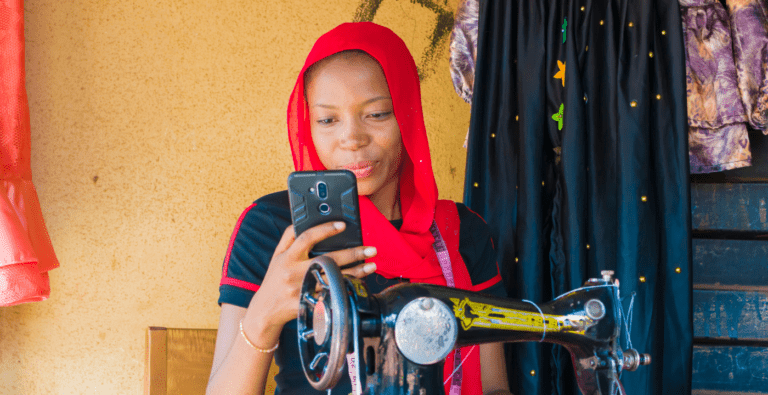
{"left": 144, "top": 327, "right": 279, "bottom": 395}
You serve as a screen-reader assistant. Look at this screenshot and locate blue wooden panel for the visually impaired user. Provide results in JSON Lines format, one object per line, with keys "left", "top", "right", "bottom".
{"left": 694, "top": 290, "right": 768, "bottom": 341}
{"left": 691, "top": 183, "right": 768, "bottom": 232}
{"left": 693, "top": 239, "right": 768, "bottom": 287}
{"left": 692, "top": 346, "right": 768, "bottom": 393}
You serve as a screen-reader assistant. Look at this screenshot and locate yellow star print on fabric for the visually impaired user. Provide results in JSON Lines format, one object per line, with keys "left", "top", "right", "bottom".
{"left": 554, "top": 60, "right": 566, "bottom": 87}
{"left": 552, "top": 103, "right": 564, "bottom": 130}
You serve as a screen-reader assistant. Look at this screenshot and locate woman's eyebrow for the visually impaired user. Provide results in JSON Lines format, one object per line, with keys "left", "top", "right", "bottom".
{"left": 311, "top": 96, "right": 392, "bottom": 109}
{"left": 362, "top": 96, "right": 392, "bottom": 105}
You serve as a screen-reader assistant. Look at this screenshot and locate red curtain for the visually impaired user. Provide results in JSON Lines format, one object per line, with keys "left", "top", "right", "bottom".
{"left": 1, "top": 0, "right": 59, "bottom": 306}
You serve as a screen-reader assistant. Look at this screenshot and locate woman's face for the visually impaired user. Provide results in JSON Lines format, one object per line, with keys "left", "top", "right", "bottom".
{"left": 306, "top": 54, "right": 404, "bottom": 199}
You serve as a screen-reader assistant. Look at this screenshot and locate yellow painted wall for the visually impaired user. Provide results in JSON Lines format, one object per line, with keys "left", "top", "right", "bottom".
{"left": 0, "top": 1, "right": 470, "bottom": 393}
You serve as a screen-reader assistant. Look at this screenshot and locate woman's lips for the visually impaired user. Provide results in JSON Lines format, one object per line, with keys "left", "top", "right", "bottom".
{"left": 343, "top": 161, "right": 376, "bottom": 179}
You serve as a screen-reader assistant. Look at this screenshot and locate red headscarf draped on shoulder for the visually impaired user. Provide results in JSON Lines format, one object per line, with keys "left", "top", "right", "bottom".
{"left": 287, "top": 23, "right": 483, "bottom": 394}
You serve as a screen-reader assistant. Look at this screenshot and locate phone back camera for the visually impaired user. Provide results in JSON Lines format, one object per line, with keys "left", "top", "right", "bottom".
{"left": 318, "top": 203, "right": 331, "bottom": 215}
{"left": 316, "top": 182, "right": 328, "bottom": 200}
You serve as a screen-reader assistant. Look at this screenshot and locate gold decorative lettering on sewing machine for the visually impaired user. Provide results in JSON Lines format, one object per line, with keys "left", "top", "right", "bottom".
{"left": 353, "top": 281, "right": 368, "bottom": 297}
{"left": 449, "top": 297, "right": 595, "bottom": 334}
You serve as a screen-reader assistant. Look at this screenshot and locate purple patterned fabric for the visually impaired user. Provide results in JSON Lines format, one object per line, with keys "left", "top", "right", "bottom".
{"left": 727, "top": 0, "right": 768, "bottom": 132}
{"left": 681, "top": 0, "right": 768, "bottom": 173}
{"left": 449, "top": 0, "right": 479, "bottom": 148}
{"left": 689, "top": 124, "right": 751, "bottom": 172}
{"left": 450, "top": 0, "right": 478, "bottom": 105}
{"left": 682, "top": 0, "right": 747, "bottom": 128}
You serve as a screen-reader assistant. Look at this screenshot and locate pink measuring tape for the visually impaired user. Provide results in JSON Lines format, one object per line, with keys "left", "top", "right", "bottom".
{"left": 429, "top": 220, "right": 464, "bottom": 395}
{"left": 347, "top": 220, "right": 468, "bottom": 395}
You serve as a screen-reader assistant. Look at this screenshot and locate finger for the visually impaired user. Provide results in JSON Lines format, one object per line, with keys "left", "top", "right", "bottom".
{"left": 341, "top": 262, "right": 377, "bottom": 278}
{"left": 324, "top": 246, "right": 377, "bottom": 268}
{"left": 273, "top": 225, "right": 297, "bottom": 256}
{"left": 311, "top": 260, "right": 375, "bottom": 293}
{"left": 291, "top": 221, "right": 346, "bottom": 257}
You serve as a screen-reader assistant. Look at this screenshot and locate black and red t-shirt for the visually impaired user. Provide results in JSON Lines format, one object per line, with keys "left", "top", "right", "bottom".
{"left": 217, "top": 190, "right": 505, "bottom": 394}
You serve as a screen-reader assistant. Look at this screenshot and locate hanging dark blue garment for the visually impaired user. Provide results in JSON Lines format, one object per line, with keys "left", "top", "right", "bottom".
{"left": 463, "top": 0, "right": 693, "bottom": 394}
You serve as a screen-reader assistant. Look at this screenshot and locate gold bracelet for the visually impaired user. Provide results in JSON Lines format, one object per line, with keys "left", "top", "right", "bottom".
{"left": 239, "top": 319, "right": 279, "bottom": 353}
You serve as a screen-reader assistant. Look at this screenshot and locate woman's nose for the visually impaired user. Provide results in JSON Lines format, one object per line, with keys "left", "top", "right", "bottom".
{"left": 339, "top": 119, "right": 370, "bottom": 149}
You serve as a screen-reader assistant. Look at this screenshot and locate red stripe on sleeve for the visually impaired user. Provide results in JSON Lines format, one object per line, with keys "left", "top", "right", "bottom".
{"left": 220, "top": 277, "right": 261, "bottom": 292}
{"left": 219, "top": 203, "right": 261, "bottom": 291}
{"left": 470, "top": 272, "right": 502, "bottom": 292}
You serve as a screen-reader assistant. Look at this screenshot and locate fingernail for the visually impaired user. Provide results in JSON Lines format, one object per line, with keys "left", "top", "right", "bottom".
{"left": 334, "top": 222, "right": 345, "bottom": 230}
{"left": 364, "top": 247, "right": 377, "bottom": 257}
{"left": 364, "top": 263, "right": 377, "bottom": 273}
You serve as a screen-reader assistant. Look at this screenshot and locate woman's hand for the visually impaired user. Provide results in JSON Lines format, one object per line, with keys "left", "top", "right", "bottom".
{"left": 206, "top": 221, "right": 376, "bottom": 395}
{"left": 242, "top": 221, "right": 377, "bottom": 346}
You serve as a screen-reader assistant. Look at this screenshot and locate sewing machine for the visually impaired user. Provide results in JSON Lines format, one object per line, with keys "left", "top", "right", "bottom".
{"left": 297, "top": 256, "right": 651, "bottom": 395}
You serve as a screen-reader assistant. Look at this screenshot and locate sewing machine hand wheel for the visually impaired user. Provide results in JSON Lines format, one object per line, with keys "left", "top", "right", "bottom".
{"left": 297, "top": 255, "right": 351, "bottom": 391}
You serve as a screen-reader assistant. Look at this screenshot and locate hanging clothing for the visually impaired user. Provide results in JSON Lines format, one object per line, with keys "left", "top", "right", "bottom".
{"left": 680, "top": 0, "right": 768, "bottom": 173}
{"left": 682, "top": 0, "right": 751, "bottom": 173}
{"left": 726, "top": 0, "right": 768, "bottom": 132}
{"left": 1, "top": 0, "right": 59, "bottom": 306}
{"left": 450, "top": 0, "right": 480, "bottom": 148}
{"left": 450, "top": 0, "right": 479, "bottom": 105}
{"left": 463, "top": 1, "right": 692, "bottom": 394}
{"left": 688, "top": 124, "right": 751, "bottom": 173}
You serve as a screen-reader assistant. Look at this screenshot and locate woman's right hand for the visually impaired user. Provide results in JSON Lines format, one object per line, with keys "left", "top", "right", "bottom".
{"left": 241, "top": 221, "right": 377, "bottom": 347}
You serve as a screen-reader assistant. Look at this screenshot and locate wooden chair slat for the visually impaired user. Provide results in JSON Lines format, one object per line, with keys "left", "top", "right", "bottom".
{"left": 166, "top": 329, "right": 217, "bottom": 395}
{"left": 144, "top": 327, "right": 279, "bottom": 395}
{"left": 145, "top": 327, "right": 167, "bottom": 395}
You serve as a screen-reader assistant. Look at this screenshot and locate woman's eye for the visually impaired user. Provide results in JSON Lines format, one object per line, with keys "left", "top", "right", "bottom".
{"left": 370, "top": 111, "right": 392, "bottom": 119}
{"left": 316, "top": 118, "right": 335, "bottom": 125}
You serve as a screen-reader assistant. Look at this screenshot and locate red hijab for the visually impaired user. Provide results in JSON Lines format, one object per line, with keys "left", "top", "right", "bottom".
{"left": 287, "top": 22, "right": 483, "bottom": 394}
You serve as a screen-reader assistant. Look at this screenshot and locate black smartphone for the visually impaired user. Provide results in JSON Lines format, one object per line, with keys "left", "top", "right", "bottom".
{"left": 287, "top": 170, "right": 363, "bottom": 261}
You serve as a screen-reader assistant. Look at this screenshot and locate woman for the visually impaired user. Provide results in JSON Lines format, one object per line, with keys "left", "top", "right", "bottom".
{"left": 207, "top": 22, "right": 510, "bottom": 395}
